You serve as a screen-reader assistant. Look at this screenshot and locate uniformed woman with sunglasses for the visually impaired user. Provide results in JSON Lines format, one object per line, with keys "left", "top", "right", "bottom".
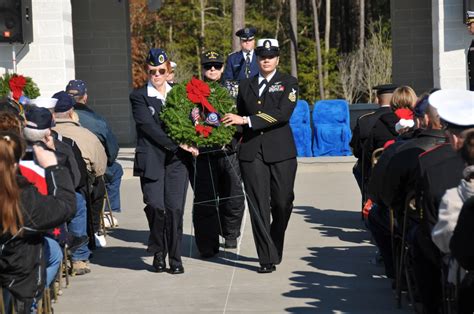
{"left": 130, "top": 48, "right": 198, "bottom": 274}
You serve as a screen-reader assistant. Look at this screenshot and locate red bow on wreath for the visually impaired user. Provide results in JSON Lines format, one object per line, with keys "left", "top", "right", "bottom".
{"left": 186, "top": 77, "right": 217, "bottom": 113}
{"left": 9, "top": 75, "right": 27, "bottom": 101}
{"left": 195, "top": 124, "right": 213, "bottom": 138}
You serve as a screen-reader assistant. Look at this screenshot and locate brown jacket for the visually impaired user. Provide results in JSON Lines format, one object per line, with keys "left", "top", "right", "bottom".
{"left": 53, "top": 118, "right": 107, "bottom": 176}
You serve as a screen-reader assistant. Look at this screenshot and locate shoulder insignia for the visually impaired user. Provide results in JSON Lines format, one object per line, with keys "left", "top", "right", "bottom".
{"left": 288, "top": 88, "right": 297, "bottom": 102}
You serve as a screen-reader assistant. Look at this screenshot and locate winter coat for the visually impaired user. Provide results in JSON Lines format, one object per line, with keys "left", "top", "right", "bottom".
{"left": 432, "top": 166, "right": 474, "bottom": 253}
{"left": 0, "top": 165, "right": 76, "bottom": 300}
{"left": 53, "top": 118, "right": 107, "bottom": 177}
{"left": 74, "top": 103, "right": 119, "bottom": 165}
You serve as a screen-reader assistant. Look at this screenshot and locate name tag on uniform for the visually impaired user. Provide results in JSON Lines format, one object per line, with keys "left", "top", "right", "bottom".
{"left": 268, "top": 82, "right": 285, "bottom": 93}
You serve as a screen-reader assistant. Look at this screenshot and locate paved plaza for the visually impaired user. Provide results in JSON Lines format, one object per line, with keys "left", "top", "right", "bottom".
{"left": 55, "top": 152, "right": 409, "bottom": 313}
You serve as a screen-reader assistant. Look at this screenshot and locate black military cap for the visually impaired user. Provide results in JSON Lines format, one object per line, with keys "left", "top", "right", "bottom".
{"left": 235, "top": 27, "right": 257, "bottom": 40}
{"left": 255, "top": 38, "right": 280, "bottom": 57}
{"left": 373, "top": 84, "right": 398, "bottom": 95}
{"left": 201, "top": 50, "right": 224, "bottom": 65}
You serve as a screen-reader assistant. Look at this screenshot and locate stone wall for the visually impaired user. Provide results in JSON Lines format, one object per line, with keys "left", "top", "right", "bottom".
{"left": 391, "top": 0, "right": 434, "bottom": 93}
{"left": 71, "top": 0, "right": 134, "bottom": 145}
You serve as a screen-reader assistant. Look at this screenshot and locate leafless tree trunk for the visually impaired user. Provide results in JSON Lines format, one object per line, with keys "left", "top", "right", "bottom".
{"left": 275, "top": 0, "right": 283, "bottom": 38}
{"left": 311, "top": 0, "right": 325, "bottom": 99}
{"left": 289, "top": 0, "right": 298, "bottom": 78}
{"left": 232, "top": 0, "right": 245, "bottom": 52}
{"left": 324, "top": 0, "right": 330, "bottom": 97}
{"left": 200, "top": 0, "right": 205, "bottom": 42}
{"left": 359, "top": 0, "right": 365, "bottom": 53}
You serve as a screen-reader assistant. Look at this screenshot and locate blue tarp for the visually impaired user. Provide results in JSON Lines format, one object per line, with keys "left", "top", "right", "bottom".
{"left": 289, "top": 100, "right": 312, "bottom": 157}
{"left": 312, "top": 99, "right": 352, "bottom": 156}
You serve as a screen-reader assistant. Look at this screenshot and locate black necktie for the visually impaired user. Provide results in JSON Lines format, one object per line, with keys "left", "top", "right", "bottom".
{"left": 258, "top": 79, "right": 268, "bottom": 97}
{"left": 245, "top": 52, "right": 251, "bottom": 78}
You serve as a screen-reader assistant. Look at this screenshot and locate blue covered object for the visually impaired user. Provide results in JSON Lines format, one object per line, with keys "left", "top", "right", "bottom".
{"left": 289, "top": 100, "right": 312, "bottom": 157}
{"left": 312, "top": 99, "right": 352, "bottom": 156}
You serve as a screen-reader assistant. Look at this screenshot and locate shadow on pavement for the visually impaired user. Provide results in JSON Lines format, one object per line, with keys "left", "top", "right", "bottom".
{"left": 283, "top": 206, "right": 393, "bottom": 313}
{"left": 98, "top": 228, "right": 260, "bottom": 272}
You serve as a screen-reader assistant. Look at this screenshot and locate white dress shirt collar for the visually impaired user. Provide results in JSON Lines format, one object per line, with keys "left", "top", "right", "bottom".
{"left": 258, "top": 70, "right": 277, "bottom": 84}
{"left": 147, "top": 81, "right": 172, "bottom": 101}
{"left": 242, "top": 49, "right": 254, "bottom": 62}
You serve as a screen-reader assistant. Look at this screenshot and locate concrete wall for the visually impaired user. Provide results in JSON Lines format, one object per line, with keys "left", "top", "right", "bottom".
{"left": 71, "top": 0, "right": 134, "bottom": 145}
{"left": 432, "top": 0, "right": 472, "bottom": 89}
{"left": 0, "top": 0, "right": 75, "bottom": 98}
{"left": 391, "top": 0, "right": 434, "bottom": 93}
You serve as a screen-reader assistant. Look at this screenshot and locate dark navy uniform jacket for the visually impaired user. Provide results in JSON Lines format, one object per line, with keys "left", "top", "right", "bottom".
{"left": 236, "top": 71, "right": 298, "bottom": 163}
{"left": 223, "top": 50, "right": 259, "bottom": 81}
{"left": 350, "top": 106, "right": 391, "bottom": 159}
{"left": 130, "top": 83, "right": 178, "bottom": 181}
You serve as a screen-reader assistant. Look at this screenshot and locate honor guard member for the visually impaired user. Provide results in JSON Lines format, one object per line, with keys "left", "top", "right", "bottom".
{"left": 223, "top": 27, "right": 259, "bottom": 81}
{"left": 411, "top": 89, "right": 473, "bottom": 312}
{"left": 130, "top": 48, "right": 198, "bottom": 274}
{"left": 467, "top": 11, "right": 474, "bottom": 91}
{"left": 222, "top": 38, "right": 299, "bottom": 273}
{"left": 190, "top": 51, "right": 245, "bottom": 258}
{"left": 350, "top": 84, "right": 396, "bottom": 194}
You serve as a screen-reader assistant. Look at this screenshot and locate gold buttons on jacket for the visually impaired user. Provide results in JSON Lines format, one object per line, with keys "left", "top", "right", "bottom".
{"left": 257, "top": 100, "right": 262, "bottom": 105}
{"left": 258, "top": 110, "right": 262, "bottom": 113}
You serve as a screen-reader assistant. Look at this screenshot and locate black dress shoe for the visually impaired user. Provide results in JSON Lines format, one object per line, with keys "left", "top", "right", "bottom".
{"left": 224, "top": 238, "right": 237, "bottom": 249}
{"left": 153, "top": 253, "right": 166, "bottom": 273}
{"left": 257, "top": 264, "right": 276, "bottom": 273}
{"left": 170, "top": 265, "right": 184, "bottom": 274}
{"left": 200, "top": 250, "right": 218, "bottom": 259}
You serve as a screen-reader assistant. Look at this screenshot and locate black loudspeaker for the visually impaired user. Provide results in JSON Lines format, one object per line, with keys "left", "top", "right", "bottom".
{"left": 0, "top": 0, "right": 33, "bottom": 44}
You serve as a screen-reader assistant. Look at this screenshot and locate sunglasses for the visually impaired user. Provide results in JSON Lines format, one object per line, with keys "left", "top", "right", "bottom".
{"left": 148, "top": 68, "right": 167, "bottom": 76}
{"left": 203, "top": 63, "right": 223, "bottom": 70}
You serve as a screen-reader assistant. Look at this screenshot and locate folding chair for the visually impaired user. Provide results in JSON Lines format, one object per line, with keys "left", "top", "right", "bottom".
{"left": 371, "top": 147, "right": 384, "bottom": 168}
{"left": 99, "top": 177, "right": 117, "bottom": 237}
{"left": 394, "top": 191, "right": 419, "bottom": 310}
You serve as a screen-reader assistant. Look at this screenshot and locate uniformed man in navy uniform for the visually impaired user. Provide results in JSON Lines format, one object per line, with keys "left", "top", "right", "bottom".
{"left": 350, "top": 84, "right": 396, "bottom": 195}
{"left": 467, "top": 11, "right": 474, "bottom": 91}
{"left": 222, "top": 38, "right": 298, "bottom": 273}
{"left": 223, "top": 27, "right": 259, "bottom": 81}
{"left": 130, "top": 48, "right": 198, "bottom": 274}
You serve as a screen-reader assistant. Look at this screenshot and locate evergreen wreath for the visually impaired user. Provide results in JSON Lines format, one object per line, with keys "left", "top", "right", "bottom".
{"left": 161, "top": 77, "right": 237, "bottom": 147}
{"left": 0, "top": 73, "right": 40, "bottom": 101}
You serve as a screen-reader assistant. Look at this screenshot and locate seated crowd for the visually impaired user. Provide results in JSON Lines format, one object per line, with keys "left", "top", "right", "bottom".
{"left": 0, "top": 80, "right": 123, "bottom": 313}
{"left": 351, "top": 85, "right": 474, "bottom": 313}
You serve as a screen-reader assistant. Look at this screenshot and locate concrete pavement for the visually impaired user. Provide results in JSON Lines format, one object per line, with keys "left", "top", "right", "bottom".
{"left": 54, "top": 153, "right": 409, "bottom": 313}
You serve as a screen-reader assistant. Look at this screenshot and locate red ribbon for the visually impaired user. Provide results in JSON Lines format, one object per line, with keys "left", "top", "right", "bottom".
{"left": 9, "top": 75, "right": 27, "bottom": 101}
{"left": 394, "top": 108, "right": 413, "bottom": 120}
{"left": 195, "top": 124, "right": 213, "bottom": 138}
{"left": 186, "top": 77, "right": 217, "bottom": 113}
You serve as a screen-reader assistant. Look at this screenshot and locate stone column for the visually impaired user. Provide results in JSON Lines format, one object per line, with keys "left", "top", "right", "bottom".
{"left": 432, "top": 0, "right": 472, "bottom": 89}
{"left": 0, "top": 0, "right": 75, "bottom": 98}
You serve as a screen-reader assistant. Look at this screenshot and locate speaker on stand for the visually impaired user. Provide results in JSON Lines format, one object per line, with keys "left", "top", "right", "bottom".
{"left": 0, "top": 0, "right": 33, "bottom": 73}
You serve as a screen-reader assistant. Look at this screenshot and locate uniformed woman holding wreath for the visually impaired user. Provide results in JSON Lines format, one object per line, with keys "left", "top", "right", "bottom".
{"left": 222, "top": 38, "right": 299, "bottom": 273}
{"left": 130, "top": 48, "right": 198, "bottom": 274}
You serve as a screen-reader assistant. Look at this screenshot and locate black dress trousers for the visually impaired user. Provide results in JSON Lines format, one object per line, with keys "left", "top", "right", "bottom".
{"left": 190, "top": 151, "right": 245, "bottom": 255}
{"left": 140, "top": 151, "right": 189, "bottom": 268}
{"left": 240, "top": 150, "right": 297, "bottom": 265}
